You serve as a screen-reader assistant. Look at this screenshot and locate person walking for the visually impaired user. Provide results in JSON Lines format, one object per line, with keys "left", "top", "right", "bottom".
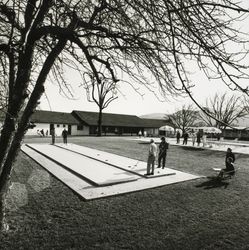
{"left": 176, "top": 131, "right": 181, "bottom": 144}
{"left": 158, "top": 137, "right": 169, "bottom": 169}
{"left": 62, "top": 128, "right": 68, "bottom": 144}
{"left": 145, "top": 139, "right": 157, "bottom": 175}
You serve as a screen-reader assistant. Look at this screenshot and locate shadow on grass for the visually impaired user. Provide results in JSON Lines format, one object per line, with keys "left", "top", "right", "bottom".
{"left": 195, "top": 176, "right": 230, "bottom": 189}
{"left": 180, "top": 146, "right": 205, "bottom": 151}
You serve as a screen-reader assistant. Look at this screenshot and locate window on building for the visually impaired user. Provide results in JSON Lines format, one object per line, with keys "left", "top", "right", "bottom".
{"left": 63, "top": 124, "right": 66, "bottom": 128}
{"left": 57, "top": 124, "right": 60, "bottom": 127}
{"left": 77, "top": 125, "right": 84, "bottom": 130}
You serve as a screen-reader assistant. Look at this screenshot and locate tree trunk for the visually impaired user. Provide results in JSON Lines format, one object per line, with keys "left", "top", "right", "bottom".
{"left": 0, "top": 115, "right": 16, "bottom": 173}
{"left": 0, "top": 39, "right": 67, "bottom": 231}
{"left": 97, "top": 107, "right": 103, "bottom": 136}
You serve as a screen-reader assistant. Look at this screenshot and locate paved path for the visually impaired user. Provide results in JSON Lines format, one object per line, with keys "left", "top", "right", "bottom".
{"left": 130, "top": 137, "right": 249, "bottom": 154}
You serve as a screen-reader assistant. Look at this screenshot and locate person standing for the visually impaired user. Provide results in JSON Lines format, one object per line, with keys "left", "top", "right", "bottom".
{"left": 51, "top": 127, "right": 55, "bottom": 145}
{"left": 202, "top": 134, "right": 207, "bottom": 147}
{"left": 192, "top": 132, "right": 196, "bottom": 146}
{"left": 158, "top": 137, "right": 169, "bottom": 169}
{"left": 176, "top": 131, "right": 181, "bottom": 144}
{"left": 183, "top": 132, "right": 189, "bottom": 145}
{"left": 145, "top": 139, "right": 157, "bottom": 175}
{"left": 196, "top": 130, "right": 201, "bottom": 146}
{"left": 138, "top": 130, "right": 142, "bottom": 138}
{"left": 40, "top": 129, "right": 45, "bottom": 137}
{"left": 62, "top": 128, "right": 68, "bottom": 144}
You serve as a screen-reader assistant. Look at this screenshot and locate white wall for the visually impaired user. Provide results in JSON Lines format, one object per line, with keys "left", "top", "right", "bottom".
{"left": 26, "top": 123, "right": 72, "bottom": 136}
{"left": 26, "top": 123, "right": 49, "bottom": 136}
{"left": 71, "top": 125, "right": 89, "bottom": 136}
{"left": 53, "top": 124, "right": 70, "bottom": 137}
{"left": 144, "top": 128, "right": 159, "bottom": 136}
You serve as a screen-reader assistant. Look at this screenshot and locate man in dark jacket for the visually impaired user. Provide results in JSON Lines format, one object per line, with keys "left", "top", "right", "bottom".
{"left": 158, "top": 137, "right": 169, "bottom": 169}
{"left": 62, "top": 128, "right": 68, "bottom": 144}
{"left": 183, "top": 132, "right": 189, "bottom": 145}
{"left": 176, "top": 131, "right": 181, "bottom": 144}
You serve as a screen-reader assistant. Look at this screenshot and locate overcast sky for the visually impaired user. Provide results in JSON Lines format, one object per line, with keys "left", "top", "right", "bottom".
{"left": 39, "top": 70, "right": 229, "bottom": 116}
{"left": 39, "top": 2, "right": 249, "bottom": 116}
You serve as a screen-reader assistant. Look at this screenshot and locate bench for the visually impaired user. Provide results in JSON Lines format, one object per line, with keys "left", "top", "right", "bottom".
{"left": 212, "top": 167, "right": 239, "bottom": 180}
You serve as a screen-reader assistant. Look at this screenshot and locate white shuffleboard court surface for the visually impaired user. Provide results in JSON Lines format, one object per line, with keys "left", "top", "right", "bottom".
{"left": 22, "top": 143, "right": 203, "bottom": 200}
{"left": 26, "top": 144, "right": 138, "bottom": 186}
{"left": 56, "top": 143, "right": 176, "bottom": 178}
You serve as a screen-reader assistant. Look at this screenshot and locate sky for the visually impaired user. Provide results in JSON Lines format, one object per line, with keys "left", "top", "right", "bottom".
{"left": 39, "top": 2, "right": 249, "bottom": 117}
{"left": 39, "top": 70, "right": 228, "bottom": 116}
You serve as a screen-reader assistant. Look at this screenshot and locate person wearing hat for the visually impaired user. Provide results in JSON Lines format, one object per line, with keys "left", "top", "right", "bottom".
{"left": 145, "top": 139, "right": 157, "bottom": 175}
{"left": 158, "top": 137, "right": 169, "bottom": 169}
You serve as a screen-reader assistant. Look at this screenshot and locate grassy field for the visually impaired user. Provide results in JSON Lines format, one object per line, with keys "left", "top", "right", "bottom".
{"left": 1, "top": 136, "right": 249, "bottom": 250}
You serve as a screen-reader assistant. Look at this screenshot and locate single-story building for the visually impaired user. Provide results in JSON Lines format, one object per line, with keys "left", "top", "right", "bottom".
{"left": 0, "top": 110, "right": 169, "bottom": 137}
{"left": 26, "top": 110, "right": 81, "bottom": 136}
{"left": 221, "top": 116, "right": 249, "bottom": 140}
{"left": 72, "top": 110, "right": 167, "bottom": 136}
{"left": 222, "top": 127, "right": 249, "bottom": 140}
{"left": 139, "top": 118, "right": 169, "bottom": 137}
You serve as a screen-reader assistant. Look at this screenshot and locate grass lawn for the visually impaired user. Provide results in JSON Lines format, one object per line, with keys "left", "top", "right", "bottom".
{"left": 1, "top": 136, "right": 249, "bottom": 250}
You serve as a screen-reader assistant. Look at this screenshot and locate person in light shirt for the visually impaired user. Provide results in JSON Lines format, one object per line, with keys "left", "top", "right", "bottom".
{"left": 145, "top": 139, "right": 157, "bottom": 175}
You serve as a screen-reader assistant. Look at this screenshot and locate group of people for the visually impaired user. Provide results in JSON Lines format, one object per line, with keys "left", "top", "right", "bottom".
{"left": 138, "top": 130, "right": 147, "bottom": 138}
{"left": 50, "top": 128, "right": 68, "bottom": 145}
{"left": 176, "top": 130, "right": 203, "bottom": 147}
{"left": 37, "top": 129, "right": 49, "bottom": 137}
{"left": 145, "top": 137, "right": 169, "bottom": 176}
{"left": 146, "top": 136, "right": 236, "bottom": 178}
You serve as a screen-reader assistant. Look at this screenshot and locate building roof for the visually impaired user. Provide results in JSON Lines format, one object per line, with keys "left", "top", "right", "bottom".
{"left": 72, "top": 110, "right": 167, "bottom": 128}
{"left": 140, "top": 113, "right": 169, "bottom": 120}
{"left": 140, "top": 118, "right": 167, "bottom": 128}
{"left": 72, "top": 110, "right": 145, "bottom": 127}
{"left": 0, "top": 109, "right": 168, "bottom": 129}
{"left": 31, "top": 110, "right": 80, "bottom": 124}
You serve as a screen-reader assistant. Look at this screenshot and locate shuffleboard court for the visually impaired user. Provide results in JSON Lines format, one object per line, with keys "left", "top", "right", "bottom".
{"left": 56, "top": 143, "right": 176, "bottom": 178}
{"left": 26, "top": 144, "right": 138, "bottom": 186}
{"left": 22, "top": 144, "right": 203, "bottom": 200}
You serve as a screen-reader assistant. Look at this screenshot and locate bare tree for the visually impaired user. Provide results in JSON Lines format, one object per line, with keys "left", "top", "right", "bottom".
{"left": 83, "top": 72, "right": 118, "bottom": 136}
{"left": 168, "top": 105, "right": 199, "bottom": 134}
{"left": 199, "top": 93, "right": 248, "bottom": 129}
{"left": 0, "top": 0, "right": 249, "bottom": 230}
